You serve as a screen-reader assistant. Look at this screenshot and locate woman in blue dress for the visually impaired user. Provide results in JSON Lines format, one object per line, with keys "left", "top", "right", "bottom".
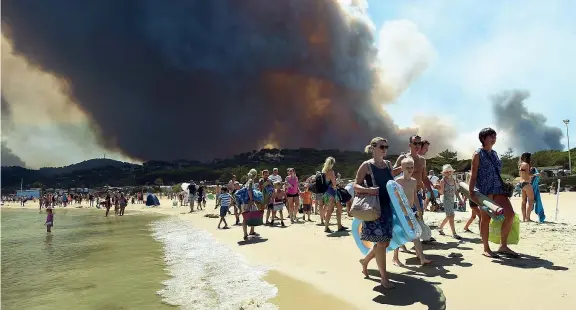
{"left": 468, "top": 128, "right": 519, "bottom": 258}
{"left": 355, "top": 137, "right": 396, "bottom": 289}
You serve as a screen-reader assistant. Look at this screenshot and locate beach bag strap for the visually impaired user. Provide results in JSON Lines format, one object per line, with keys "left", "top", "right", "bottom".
{"left": 365, "top": 159, "right": 377, "bottom": 188}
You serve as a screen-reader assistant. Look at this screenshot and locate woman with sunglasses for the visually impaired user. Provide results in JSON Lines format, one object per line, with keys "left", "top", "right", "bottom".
{"left": 355, "top": 137, "right": 396, "bottom": 289}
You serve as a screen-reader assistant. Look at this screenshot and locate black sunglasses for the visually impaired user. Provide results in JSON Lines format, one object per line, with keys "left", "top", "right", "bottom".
{"left": 378, "top": 145, "right": 389, "bottom": 150}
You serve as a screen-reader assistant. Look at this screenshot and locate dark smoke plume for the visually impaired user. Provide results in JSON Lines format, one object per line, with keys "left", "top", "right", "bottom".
{"left": 1, "top": 95, "right": 25, "bottom": 167}
{"left": 2, "top": 0, "right": 439, "bottom": 162}
{"left": 492, "top": 90, "right": 564, "bottom": 152}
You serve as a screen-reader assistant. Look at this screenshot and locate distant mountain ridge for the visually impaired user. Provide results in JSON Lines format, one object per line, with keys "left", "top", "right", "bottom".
{"left": 1, "top": 147, "right": 573, "bottom": 192}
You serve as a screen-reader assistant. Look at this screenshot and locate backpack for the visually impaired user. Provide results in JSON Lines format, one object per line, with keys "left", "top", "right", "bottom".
{"left": 313, "top": 172, "right": 328, "bottom": 194}
{"left": 337, "top": 187, "right": 352, "bottom": 203}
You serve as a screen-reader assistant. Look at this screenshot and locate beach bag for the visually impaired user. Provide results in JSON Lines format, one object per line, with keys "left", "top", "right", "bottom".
{"left": 417, "top": 217, "right": 432, "bottom": 241}
{"left": 244, "top": 210, "right": 264, "bottom": 227}
{"left": 489, "top": 215, "right": 520, "bottom": 245}
{"left": 350, "top": 161, "right": 381, "bottom": 221}
{"left": 313, "top": 173, "right": 328, "bottom": 194}
{"left": 337, "top": 187, "right": 352, "bottom": 203}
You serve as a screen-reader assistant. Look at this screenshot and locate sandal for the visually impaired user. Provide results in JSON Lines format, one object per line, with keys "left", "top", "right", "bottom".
{"left": 464, "top": 228, "right": 473, "bottom": 233}
{"left": 453, "top": 234, "right": 462, "bottom": 240}
{"left": 437, "top": 229, "right": 445, "bottom": 236}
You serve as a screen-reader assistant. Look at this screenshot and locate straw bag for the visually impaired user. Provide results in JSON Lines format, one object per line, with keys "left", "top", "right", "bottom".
{"left": 350, "top": 160, "right": 381, "bottom": 221}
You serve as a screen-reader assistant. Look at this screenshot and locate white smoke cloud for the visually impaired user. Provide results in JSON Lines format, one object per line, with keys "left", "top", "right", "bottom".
{"left": 1, "top": 35, "right": 135, "bottom": 168}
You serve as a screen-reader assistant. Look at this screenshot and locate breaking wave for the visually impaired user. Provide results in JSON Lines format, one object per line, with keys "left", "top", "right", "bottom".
{"left": 151, "top": 217, "right": 278, "bottom": 309}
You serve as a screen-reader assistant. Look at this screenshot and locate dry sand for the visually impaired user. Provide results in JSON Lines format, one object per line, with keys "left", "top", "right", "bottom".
{"left": 4, "top": 192, "right": 575, "bottom": 309}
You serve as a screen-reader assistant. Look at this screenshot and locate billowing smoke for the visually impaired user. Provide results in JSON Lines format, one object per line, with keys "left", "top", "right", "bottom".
{"left": 1, "top": 96, "right": 25, "bottom": 167}
{"left": 2, "top": 0, "right": 450, "bottom": 165}
{"left": 492, "top": 90, "right": 564, "bottom": 152}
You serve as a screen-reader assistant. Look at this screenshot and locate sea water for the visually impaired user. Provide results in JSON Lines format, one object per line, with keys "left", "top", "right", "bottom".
{"left": 1, "top": 209, "right": 278, "bottom": 310}
{"left": 1, "top": 208, "right": 173, "bottom": 310}
{"left": 152, "top": 217, "right": 278, "bottom": 310}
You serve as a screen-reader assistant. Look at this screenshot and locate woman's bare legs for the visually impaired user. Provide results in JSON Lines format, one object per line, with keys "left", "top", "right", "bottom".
{"left": 463, "top": 207, "right": 479, "bottom": 231}
{"left": 479, "top": 198, "right": 495, "bottom": 257}
{"left": 521, "top": 185, "right": 535, "bottom": 222}
{"left": 324, "top": 197, "right": 335, "bottom": 232}
{"left": 286, "top": 196, "right": 294, "bottom": 222}
{"left": 293, "top": 196, "right": 300, "bottom": 222}
{"left": 359, "top": 245, "right": 377, "bottom": 277}
{"left": 375, "top": 241, "right": 394, "bottom": 288}
{"left": 493, "top": 194, "right": 517, "bottom": 255}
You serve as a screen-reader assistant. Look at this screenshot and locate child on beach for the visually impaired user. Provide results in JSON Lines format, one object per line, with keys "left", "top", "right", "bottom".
{"left": 437, "top": 164, "right": 464, "bottom": 239}
{"left": 217, "top": 187, "right": 232, "bottom": 229}
{"left": 392, "top": 158, "right": 432, "bottom": 266}
{"left": 45, "top": 208, "right": 54, "bottom": 233}
{"left": 270, "top": 181, "right": 286, "bottom": 227}
{"left": 300, "top": 186, "right": 313, "bottom": 222}
{"left": 119, "top": 193, "right": 127, "bottom": 216}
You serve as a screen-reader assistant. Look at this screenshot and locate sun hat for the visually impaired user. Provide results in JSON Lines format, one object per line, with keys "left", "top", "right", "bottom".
{"left": 442, "top": 164, "right": 455, "bottom": 173}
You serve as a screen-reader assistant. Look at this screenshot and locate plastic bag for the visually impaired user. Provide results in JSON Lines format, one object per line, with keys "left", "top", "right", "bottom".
{"left": 489, "top": 214, "right": 520, "bottom": 245}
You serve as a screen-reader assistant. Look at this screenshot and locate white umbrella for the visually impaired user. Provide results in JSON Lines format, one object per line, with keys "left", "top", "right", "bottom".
{"left": 181, "top": 183, "right": 190, "bottom": 191}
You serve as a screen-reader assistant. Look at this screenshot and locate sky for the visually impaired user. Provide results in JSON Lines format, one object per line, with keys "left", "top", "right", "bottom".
{"left": 2, "top": 0, "right": 575, "bottom": 168}
{"left": 366, "top": 0, "right": 576, "bottom": 155}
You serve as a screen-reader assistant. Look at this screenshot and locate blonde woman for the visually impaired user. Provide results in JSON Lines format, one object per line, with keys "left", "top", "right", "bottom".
{"left": 241, "top": 169, "right": 260, "bottom": 240}
{"left": 322, "top": 157, "right": 342, "bottom": 233}
{"left": 355, "top": 137, "right": 396, "bottom": 289}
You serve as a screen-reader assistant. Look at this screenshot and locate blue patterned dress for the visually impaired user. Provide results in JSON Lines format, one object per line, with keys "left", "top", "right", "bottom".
{"left": 360, "top": 161, "right": 394, "bottom": 243}
{"left": 475, "top": 148, "right": 503, "bottom": 195}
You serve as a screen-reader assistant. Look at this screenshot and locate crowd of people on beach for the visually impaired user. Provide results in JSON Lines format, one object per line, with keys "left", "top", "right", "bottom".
{"left": 4, "top": 127, "right": 543, "bottom": 290}
{"left": 205, "top": 128, "right": 535, "bottom": 289}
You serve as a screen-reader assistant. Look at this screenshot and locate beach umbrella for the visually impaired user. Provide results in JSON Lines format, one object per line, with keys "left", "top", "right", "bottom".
{"left": 181, "top": 183, "right": 190, "bottom": 191}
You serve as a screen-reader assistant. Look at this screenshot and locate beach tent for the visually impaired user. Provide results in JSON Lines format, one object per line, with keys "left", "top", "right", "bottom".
{"left": 146, "top": 193, "right": 160, "bottom": 207}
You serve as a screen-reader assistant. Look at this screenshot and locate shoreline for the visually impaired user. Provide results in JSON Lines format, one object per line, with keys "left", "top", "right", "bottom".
{"left": 3, "top": 192, "right": 576, "bottom": 309}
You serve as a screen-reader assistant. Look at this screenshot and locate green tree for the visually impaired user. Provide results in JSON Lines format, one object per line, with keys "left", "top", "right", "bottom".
{"left": 154, "top": 178, "right": 164, "bottom": 186}
{"left": 436, "top": 149, "right": 458, "bottom": 165}
{"left": 501, "top": 147, "right": 515, "bottom": 160}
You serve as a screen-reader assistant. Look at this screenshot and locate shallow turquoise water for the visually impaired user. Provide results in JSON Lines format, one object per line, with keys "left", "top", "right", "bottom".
{"left": 1, "top": 208, "right": 175, "bottom": 310}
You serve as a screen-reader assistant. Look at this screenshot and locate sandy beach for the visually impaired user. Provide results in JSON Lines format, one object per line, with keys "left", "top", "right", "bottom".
{"left": 4, "top": 192, "right": 575, "bottom": 309}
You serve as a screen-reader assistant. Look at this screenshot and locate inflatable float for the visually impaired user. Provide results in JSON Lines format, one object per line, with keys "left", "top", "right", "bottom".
{"left": 458, "top": 182, "right": 504, "bottom": 220}
{"left": 351, "top": 180, "right": 422, "bottom": 254}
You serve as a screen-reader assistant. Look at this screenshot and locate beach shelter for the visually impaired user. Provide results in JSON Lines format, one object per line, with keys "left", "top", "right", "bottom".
{"left": 146, "top": 193, "right": 160, "bottom": 207}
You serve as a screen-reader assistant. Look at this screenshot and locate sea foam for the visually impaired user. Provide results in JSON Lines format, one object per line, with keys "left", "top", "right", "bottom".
{"left": 151, "top": 217, "right": 278, "bottom": 310}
